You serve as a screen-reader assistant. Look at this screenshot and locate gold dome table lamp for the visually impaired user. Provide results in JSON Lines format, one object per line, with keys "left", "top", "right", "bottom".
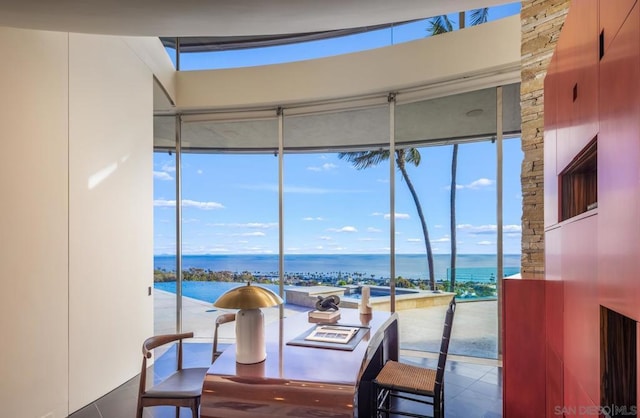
{"left": 213, "top": 282, "right": 283, "bottom": 364}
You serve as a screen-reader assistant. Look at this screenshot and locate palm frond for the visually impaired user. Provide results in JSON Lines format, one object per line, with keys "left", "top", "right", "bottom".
{"left": 470, "top": 8, "right": 489, "bottom": 26}
{"left": 427, "top": 15, "right": 454, "bottom": 36}
{"left": 338, "top": 150, "right": 390, "bottom": 170}
{"left": 404, "top": 148, "right": 421, "bottom": 166}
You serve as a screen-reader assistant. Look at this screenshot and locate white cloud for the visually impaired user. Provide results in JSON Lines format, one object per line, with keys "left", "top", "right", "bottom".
{"left": 367, "top": 227, "right": 382, "bottom": 233}
{"left": 182, "top": 199, "right": 225, "bottom": 210}
{"left": 458, "top": 224, "right": 494, "bottom": 232}
{"left": 242, "top": 183, "right": 366, "bottom": 194}
{"left": 241, "top": 222, "right": 277, "bottom": 229}
{"left": 231, "top": 231, "right": 266, "bottom": 237}
{"left": 407, "top": 238, "right": 422, "bottom": 243}
{"left": 207, "top": 247, "right": 230, "bottom": 253}
{"left": 307, "top": 162, "right": 337, "bottom": 172}
{"left": 153, "top": 199, "right": 224, "bottom": 210}
{"left": 504, "top": 224, "right": 522, "bottom": 233}
{"left": 154, "top": 171, "right": 173, "bottom": 181}
{"left": 161, "top": 162, "right": 175, "bottom": 172}
{"left": 433, "top": 237, "right": 451, "bottom": 243}
{"left": 384, "top": 213, "right": 410, "bottom": 220}
{"left": 323, "top": 163, "right": 337, "bottom": 170}
{"left": 209, "top": 222, "right": 277, "bottom": 229}
{"left": 477, "top": 240, "right": 493, "bottom": 246}
{"left": 242, "top": 246, "right": 274, "bottom": 254}
{"left": 197, "top": 169, "right": 203, "bottom": 175}
{"left": 328, "top": 226, "right": 358, "bottom": 233}
{"left": 319, "top": 236, "right": 332, "bottom": 241}
{"left": 286, "top": 185, "right": 332, "bottom": 193}
{"left": 457, "top": 224, "right": 522, "bottom": 235}
{"left": 456, "top": 178, "right": 494, "bottom": 190}
{"left": 303, "top": 217, "right": 324, "bottom": 221}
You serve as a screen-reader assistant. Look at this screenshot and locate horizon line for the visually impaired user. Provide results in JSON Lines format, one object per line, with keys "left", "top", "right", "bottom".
{"left": 154, "top": 252, "right": 522, "bottom": 256}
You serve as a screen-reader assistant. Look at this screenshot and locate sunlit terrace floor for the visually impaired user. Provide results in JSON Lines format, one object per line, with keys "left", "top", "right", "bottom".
{"left": 154, "top": 289, "right": 500, "bottom": 360}
{"left": 70, "top": 290, "right": 502, "bottom": 418}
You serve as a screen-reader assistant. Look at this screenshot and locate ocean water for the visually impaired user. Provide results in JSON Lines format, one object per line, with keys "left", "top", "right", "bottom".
{"left": 155, "top": 280, "right": 282, "bottom": 304}
{"left": 154, "top": 253, "right": 520, "bottom": 281}
{"left": 154, "top": 254, "right": 519, "bottom": 304}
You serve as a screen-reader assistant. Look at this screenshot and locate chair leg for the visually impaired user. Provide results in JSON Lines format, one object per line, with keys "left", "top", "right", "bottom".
{"left": 375, "top": 386, "right": 390, "bottom": 418}
{"left": 191, "top": 398, "right": 200, "bottom": 418}
{"left": 434, "top": 390, "right": 443, "bottom": 418}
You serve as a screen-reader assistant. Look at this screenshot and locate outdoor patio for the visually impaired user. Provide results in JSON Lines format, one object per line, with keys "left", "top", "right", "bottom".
{"left": 154, "top": 289, "right": 500, "bottom": 360}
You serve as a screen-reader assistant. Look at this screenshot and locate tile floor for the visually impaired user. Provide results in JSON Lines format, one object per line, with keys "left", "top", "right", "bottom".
{"left": 70, "top": 343, "right": 502, "bottom": 418}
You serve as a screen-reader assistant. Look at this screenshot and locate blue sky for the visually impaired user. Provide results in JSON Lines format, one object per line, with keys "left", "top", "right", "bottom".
{"left": 154, "top": 138, "right": 523, "bottom": 255}
{"left": 154, "top": 3, "right": 523, "bottom": 256}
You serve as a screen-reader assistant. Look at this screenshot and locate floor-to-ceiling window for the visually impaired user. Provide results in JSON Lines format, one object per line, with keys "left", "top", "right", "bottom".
{"left": 153, "top": 117, "right": 178, "bottom": 336}
{"left": 153, "top": 83, "right": 522, "bottom": 359}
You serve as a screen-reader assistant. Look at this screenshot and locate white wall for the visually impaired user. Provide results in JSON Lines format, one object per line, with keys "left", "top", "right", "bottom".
{"left": 0, "top": 27, "right": 70, "bottom": 418}
{"left": 67, "top": 33, "right": 154, "bottom": 412}
{"left": 176, "top": 15, "right": 521, "bottom": 110}
{"left": 0, "top": 27, "right": 161, "bottom": 417}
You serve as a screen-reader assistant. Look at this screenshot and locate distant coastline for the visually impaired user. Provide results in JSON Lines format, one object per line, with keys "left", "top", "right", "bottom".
{"left": 154, "top": 253, "right": 520, "bottom": 282}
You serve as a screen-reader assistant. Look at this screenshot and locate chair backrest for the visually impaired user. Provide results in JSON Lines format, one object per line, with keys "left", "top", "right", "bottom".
{"left": 212, "top": 313, "right": 236, "bottom": 363}
{"left": 435, "top": 298, "right": 456, "bottom": 389}
{"left": 138, "top": 332, "right": 194, "bottom": 396}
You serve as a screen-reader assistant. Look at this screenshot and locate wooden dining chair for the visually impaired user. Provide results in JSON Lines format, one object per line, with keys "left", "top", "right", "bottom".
{"left": 136, "top": 332, "right": 209, "bottom": 418}
{"left": 212, "top": 313, "right": 236, "bottom": 363}
{"left": 373, "top": 297, "right": 456, "bottom": 418}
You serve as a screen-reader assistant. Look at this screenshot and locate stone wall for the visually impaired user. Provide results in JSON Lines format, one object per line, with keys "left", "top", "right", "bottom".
{"left": 520, "top": 0, "right": 570, "bottom": 278}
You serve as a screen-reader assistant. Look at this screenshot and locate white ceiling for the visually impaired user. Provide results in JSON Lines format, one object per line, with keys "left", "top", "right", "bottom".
{"left": 0, "top": 0, "right": 513, "bottom": 36}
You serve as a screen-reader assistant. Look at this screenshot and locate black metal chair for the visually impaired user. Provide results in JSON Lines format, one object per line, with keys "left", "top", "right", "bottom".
{"left": 136, "top": 332, "right": 208, "bottom": 418}
{"left": 373, "top": 297, "right": 456, "bottom": 418}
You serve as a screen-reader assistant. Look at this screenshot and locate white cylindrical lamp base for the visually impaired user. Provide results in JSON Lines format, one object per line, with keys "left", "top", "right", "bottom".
{"left": 235, "top": 308, "right": 266, "bottom": 364}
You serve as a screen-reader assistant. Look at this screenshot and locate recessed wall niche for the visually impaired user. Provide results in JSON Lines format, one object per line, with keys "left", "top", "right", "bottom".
{"left": 560, "top": 139, "right": 597, "bottom": 221}
{"left": 600, "top": 306, "right": 637, "bottom": 417}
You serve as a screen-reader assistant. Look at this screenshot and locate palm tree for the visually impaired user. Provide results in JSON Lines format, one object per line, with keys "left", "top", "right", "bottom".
{"left": 428, "top": 8, "right": 488, "bottom": 293}
{"left": 338, "top": 149, "right": 436, "bottom": 291}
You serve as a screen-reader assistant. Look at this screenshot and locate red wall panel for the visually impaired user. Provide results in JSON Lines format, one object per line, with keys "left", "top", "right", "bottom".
{"left": 545, "top": 227, "right": 562, "bottom": 283}
{"left": 503, "top": 279, "right": 546, "bottom": 418}
{"left": 545, "top": 277, "right": 563, "bottom": 358}
{"left": 542, "top": 3, "right": 640, "bottom": 417}
{"left": 598, "top": 3, "right": 640, "bottom": 321}
{"left": 562, "top": 214, "right": 599, "bottom": 405}
{"left": 563, "top": 367, "right": 600, "bottom": 417}
{"left": 599, "top": 0, "right": 637, "bottom": 53}
{"left": 556, "top": 0, "right": 600, "bottom": 173}
{"left": 554, "top": 17, "right": 576, "bottom": 174}
{"left": 546, "top": 277, "right": 564, "bottom": 417}
{"left": 570, "top": 0, "right": 599, "bottom": 153}
{"left": 547, "top": 346, "right": 564, "bottom": 417}
{"left": 544, "top": 53, "right": 559, "bottom": 227}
